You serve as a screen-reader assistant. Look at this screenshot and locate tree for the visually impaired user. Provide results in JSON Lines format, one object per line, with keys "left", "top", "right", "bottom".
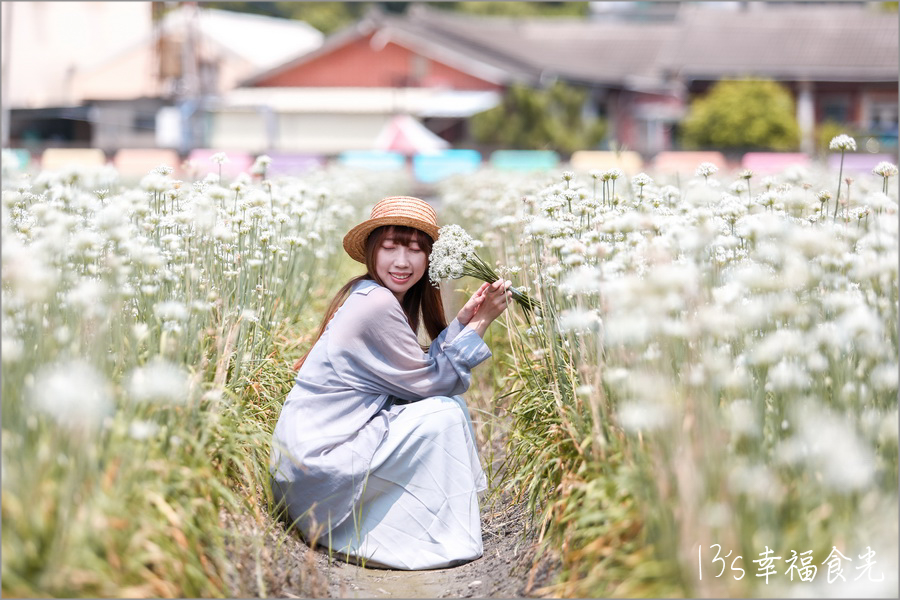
{"left": 200, "top": 2, "right": 590, "bottom": 34}
{"left": 680, "top": 78, "right": 800, "bottom": 151}
{"left": 201, "top": 2, "right": 369, "bottom": 34}
{"left": 471, "top": 81, "right": 606, "bottom": 155}
{"left": 432, "top": 1, "right": 590, "bottom": 17}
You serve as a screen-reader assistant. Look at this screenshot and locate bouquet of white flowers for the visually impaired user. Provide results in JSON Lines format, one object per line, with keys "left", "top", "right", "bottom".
{"left": 428, "top": 224, "right": 541, "bottom": 314}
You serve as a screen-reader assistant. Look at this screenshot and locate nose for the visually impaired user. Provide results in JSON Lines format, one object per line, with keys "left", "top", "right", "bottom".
{"left": 393, "top": 247, "right": 410, "bottom": 267}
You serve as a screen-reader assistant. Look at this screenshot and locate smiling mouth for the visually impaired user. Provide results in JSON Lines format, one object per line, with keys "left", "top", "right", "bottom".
{"left": 389, "top": 272, "right": 411, "bottom": 282}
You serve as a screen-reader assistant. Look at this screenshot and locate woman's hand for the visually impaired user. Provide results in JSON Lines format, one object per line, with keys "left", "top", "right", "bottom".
{"left": 456, "top": 282, "right": 491, "bottom": 326}
{"left": 461, "top": 279, "right": 512, "bottom": 338}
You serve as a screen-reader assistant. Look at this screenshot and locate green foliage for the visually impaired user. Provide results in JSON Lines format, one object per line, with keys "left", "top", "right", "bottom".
{"left": 680, "top": 78, "right": 801, "bottom": 151}
{"left": 471, "top": 82, "right": 606, "bottom": 155}
{"left": 434, "top": 1, "right": 590, "bottom": 17}
{"left": 202, "top": 2, "right": 369, "bottom": 34}
{"left": 816, "top": 119, "right": 862, "bottom": 156}
{"left": 202, "top": 2, "right": 590, "bottom": 34}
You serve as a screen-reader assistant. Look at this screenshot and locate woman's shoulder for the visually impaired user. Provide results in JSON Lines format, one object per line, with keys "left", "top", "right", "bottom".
{"left": 343, "top": 280, "right": 401, "bottom": 320}
{"left": 349, "top": 279, "right": 393, "bottom": 301}
{"left": 349, "top": 278, "right": 383, "bottom": 297}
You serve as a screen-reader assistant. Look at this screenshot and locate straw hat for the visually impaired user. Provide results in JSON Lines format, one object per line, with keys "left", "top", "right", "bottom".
{"left": 342, "top": 196, "right": 440, "bottom": 263}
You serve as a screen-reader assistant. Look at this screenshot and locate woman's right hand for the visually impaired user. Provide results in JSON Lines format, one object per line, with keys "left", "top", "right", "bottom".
{"left": 463, "top": 279, "right": 512, "bottom": 338}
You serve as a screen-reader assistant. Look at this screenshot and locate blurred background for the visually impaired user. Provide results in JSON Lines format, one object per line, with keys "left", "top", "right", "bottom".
{"left": 1, "top": 1, "right": 897, "bottom": 178}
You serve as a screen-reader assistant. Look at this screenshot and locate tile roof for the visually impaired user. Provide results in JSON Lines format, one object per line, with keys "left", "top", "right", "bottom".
{"left": 247, "top": 3, "right": 897, "bottom": 91}
{"left": 394, "top": 3, "right": 898, "bottom": 88}
{"left": 660, "top": 4, "right": 899, "bottom": 81}
{"left": 400, "top": 8, "right": 680, "bottom": 85}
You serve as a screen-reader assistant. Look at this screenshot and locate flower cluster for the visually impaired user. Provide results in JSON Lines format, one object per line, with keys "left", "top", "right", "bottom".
{"left": 696, "top": 162, "right": 719, "bottom": 178}
{"left": 428, "top": 224, "right": 476, "bottom": 283}
{"left": 872, "top": 161, "right": 898, "bottom": 178}
{"left": 429, "top": 224, "right": 540, "bottom": 313}
{"left": 829, "top": 134, "right": 857, "bottom": 152}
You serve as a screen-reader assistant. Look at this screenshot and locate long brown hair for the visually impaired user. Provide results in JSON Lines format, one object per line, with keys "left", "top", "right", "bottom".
{"left": 293, "top": 225, "right": 447, "bottom": 371}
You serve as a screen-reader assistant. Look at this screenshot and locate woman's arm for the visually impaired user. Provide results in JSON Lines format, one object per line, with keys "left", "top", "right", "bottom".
{"left": 328, "top": 286, "right": 492, "bottom": 400}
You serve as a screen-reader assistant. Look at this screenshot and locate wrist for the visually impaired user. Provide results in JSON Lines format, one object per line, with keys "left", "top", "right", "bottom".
{"left": 465, "top": 316, "right": 490, "bottom": 339}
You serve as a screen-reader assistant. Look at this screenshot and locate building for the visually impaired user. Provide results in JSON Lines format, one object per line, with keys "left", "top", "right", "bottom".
{"left": 214, "top": 1, "right": 897, "bottom": 158}
{"left": 2, "top": 2, "right": 322, "bottom": 153}
{"left": 4, "top": 2, "right": 896, "bottom": 160}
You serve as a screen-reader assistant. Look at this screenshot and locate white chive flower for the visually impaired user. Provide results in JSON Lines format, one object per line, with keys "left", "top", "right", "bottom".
{"left": 428, "top": 224, "right": 539, "bottom": 313}
{"left": 30, "top": 360, "right": 114, "bottom": 430}
{"left": 126, "top": 359, "right": 190, "bottom": 405}
{"left": 428, "top": 224, "right": 476, "bottom": 286}
{"left": 829, "top": 134, "right": 857, "bottom": 152}
{"left": 872, "top": 161, "right": 898, "bottom": 178}
{"left": 696, "top": 162, "right": 719, "bottom": 178}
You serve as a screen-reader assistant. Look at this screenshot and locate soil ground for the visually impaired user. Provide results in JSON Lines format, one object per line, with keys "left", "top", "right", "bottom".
{"left": 223, "top": 491, "right": 561, "bottom": 599}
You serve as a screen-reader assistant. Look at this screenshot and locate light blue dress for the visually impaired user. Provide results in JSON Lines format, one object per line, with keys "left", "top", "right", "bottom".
{"left": 270, "top": 279, "right": 492, "bottom": 569}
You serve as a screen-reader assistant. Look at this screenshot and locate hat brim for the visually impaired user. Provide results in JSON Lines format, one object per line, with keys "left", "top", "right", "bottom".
{"left": 342, "top": 216, "right": 440, "bottom": 264}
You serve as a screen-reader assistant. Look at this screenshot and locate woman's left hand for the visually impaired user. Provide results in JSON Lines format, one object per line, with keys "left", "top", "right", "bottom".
{"left": 456, "top": 282, "right": 491, "bottom": 326}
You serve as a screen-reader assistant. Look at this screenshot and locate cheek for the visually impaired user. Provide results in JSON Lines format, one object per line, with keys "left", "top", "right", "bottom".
{"left": 373, "top": 251, "right": 390, "bottom": 277}
{"left": 414, "top": 254, "right": 428, "bottom": 274}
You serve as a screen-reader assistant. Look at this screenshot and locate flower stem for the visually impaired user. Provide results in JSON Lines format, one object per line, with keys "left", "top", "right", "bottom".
{"left": 833, "top": 150, "right": 844, "bottom": 222}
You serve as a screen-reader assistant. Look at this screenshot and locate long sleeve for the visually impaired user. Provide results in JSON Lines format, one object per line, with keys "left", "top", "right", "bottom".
{"left": 328, "top": 285, "right": 491, "bottom": 402}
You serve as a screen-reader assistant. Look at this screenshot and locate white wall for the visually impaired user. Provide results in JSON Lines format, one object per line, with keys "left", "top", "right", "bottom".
{"left": 1, "top": 2, "right": 153, "bottom": 108}
{"left": 208, "top": 111, "right": 391, "bottom": 154}
{"left": 276, "top": 113, "right": 390, "bottom": 153}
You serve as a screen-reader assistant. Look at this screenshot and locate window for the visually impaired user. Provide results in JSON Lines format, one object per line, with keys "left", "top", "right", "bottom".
{"left": 133, "top": 113, "right": 156, "bottom": 132}
{"left": 820, "top": 95, "right": 850, "bottom": 123}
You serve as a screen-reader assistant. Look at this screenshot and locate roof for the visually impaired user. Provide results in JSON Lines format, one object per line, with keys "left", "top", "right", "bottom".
{"left": 161, "top": 7, "right": 323, "bottom": 71}
{"left": 396, "top": 8, "right": 680, "bottom": 86}
{"left": 661, "top": 4, "right": 899, "bottom": 82}
{"left": 248, "top": 3, "right": 897, "bottom": 91}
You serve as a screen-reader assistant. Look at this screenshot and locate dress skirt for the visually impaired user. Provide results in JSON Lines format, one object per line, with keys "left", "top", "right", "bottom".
{"left": 325, "top": 395, "right": 487, "bottom": 570}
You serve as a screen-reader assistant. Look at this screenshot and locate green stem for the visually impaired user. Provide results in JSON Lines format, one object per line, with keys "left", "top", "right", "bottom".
{"left": 833, "top": 150, "right": 845, "bottom": 222}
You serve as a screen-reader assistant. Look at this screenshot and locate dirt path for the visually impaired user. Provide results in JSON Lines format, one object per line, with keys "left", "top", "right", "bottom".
{"left": 224, "top": 490, "right": 559, "bottom": 598}
{"left": 322, "top": 500, "right": 554, "bottom": 599}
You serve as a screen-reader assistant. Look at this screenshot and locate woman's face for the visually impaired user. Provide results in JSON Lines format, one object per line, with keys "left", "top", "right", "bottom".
{"left": 374, "top": 232, "right": 427, "bottom": 302}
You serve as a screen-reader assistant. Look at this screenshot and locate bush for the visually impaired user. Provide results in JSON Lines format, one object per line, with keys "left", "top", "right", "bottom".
{"left": 680, "top": 78, "right": 801, "bottom": 151}
{"left": 471, "top": 81, "right": 606, "bottom": 156}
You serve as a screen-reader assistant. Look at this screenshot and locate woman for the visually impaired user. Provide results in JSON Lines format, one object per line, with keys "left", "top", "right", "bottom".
{"left": 270, "top": 196, "right": 511, "bottom": 570}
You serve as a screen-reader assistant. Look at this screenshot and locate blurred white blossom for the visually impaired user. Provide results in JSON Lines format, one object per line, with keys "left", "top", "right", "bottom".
{"left": 126, "top": 359, "right": 190, "bottom": 405}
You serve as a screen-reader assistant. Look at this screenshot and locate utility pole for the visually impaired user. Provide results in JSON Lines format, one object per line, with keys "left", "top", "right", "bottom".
{"left": 178, "top": 1, "right": 201, "bottom": 155}
{"left": 1, "top": 2, "right": 13, "bottom": 148}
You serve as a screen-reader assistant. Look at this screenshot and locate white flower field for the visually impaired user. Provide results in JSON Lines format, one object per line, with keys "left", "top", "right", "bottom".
{"left": 2, "top": 145, "right": 897, "bottom": 597}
